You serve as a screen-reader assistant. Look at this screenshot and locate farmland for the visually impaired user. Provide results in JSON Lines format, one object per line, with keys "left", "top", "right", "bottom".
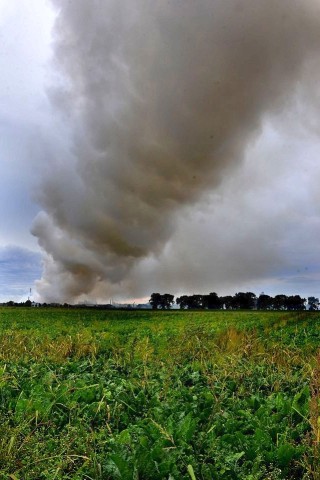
{"left": 0, "top": 308, "right": 320, "bottom": 479}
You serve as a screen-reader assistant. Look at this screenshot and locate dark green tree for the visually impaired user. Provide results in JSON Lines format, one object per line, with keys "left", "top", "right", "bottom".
{"left": 285, "top": 295, "right": 306, "bottom": 311}
{"left": 203, "top": 292, "right": 222, "bottom": 309}
{"left": 176, "top": 295, "right": 189, "bottom": 309}
{"left": 159, "top": 293, "right": 175, "bottom": 309}
{"left": 308, "top": 296, "right": 319, "bottom": 311}
{"left": 273, "top": 294, "right": 288, "bottom": 310}
{"left": 232, "top": 292, "right": 256, "bottom": 309}
{"left": 176, "top": 295, "right": 203, "bottom": 309}
{"left": 149, "top": 293, "right": 162, "bottom": 310}
{"left": 220, "top": 295, "right": 233, "bottom": 310}
{"left": 149, "top": 293, "right": 174, "bottom": 309}
{"left": 257, "top": 294, "right": 273, "bottom": 310}
{"left": 188, "top": 295, "right": 204, "bottom": 309}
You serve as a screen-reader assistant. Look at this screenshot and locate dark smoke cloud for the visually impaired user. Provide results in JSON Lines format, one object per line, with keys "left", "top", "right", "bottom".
{"left": 32, "top": 0, "right": 320, "bottom": 302}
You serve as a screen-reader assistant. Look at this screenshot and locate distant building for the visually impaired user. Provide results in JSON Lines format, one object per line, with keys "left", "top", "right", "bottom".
{"left": 136, "top": 303, "right": 152, "bottom": 309}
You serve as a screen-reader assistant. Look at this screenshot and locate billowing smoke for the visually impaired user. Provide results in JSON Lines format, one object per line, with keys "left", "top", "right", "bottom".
{"left": 32, "top": 0, "right": 320, "bottom": 302}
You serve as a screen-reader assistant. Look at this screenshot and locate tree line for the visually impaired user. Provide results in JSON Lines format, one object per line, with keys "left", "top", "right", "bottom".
{"left": 149, "top": 292, "right": 320, "bottom": 311}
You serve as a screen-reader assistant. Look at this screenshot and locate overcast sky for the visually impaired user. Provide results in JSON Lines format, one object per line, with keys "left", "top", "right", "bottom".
{"left": 0, "top": 0, "right": 54, "bottom": 301}
{"left": 1, "top": 0, "right": 320, "bottom": 303}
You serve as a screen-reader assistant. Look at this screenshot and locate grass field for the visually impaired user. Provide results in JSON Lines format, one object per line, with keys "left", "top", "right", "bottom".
{"left": 0, "top": 308, "right": 320, "bottom": 479}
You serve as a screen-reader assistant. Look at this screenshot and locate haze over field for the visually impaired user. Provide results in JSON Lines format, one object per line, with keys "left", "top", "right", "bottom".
{"left": 1, "top": 1, "right": 320, "bottom": 302}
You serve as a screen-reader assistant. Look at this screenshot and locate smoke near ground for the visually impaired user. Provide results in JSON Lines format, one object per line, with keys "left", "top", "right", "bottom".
{"left": 32, "top": 0, "right": 320, "bottom": 302}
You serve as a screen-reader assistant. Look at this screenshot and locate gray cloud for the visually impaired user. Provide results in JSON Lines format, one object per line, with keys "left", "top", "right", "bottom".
{"left": 32, "top": 0, "right": 320, "bottom": 302}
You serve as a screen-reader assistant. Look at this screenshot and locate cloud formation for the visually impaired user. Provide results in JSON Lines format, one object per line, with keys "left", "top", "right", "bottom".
{"left": 32, "top": 0, "right": 320, "bottom": 302}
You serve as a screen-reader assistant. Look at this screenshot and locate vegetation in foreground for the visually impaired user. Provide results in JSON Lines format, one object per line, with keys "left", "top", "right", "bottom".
{"left": 0, "top": 308, "right": 320, "bottom": 479}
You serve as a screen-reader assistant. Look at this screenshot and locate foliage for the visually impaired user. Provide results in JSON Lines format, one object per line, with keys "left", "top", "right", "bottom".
{"left": 203, "top": 292, "right": 222, "bottom": 309}
{"left": 308, "top": 297, "right": 319, "bottom": 311}
{"left": 257, "top": 294, "right": 274, "bottom": 310}
{"left": 0, "top": 308, "right": 319, "bottom": 478}
{"left": 174, "top": 291, "right": 306, "bottom": 311}
{"left": 149, "top": 293, "right": 175, "bottom": 309}
{"left": 232, "top": 292, "right": 256, "bottom": 310}
{"left": 176, "top": 294, "right": 204, "bottom": 309}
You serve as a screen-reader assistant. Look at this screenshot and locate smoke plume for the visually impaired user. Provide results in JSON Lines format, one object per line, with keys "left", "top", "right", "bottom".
{"left": 32, "top": 0, "right": 320, "bottom": 302}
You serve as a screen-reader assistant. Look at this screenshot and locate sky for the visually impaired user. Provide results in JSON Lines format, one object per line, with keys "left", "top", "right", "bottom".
{"left": 1, "top": 0, "right": 320, "bottom": 304}
{"left": 0, "top": 0, "right": 54, "bottom": 301}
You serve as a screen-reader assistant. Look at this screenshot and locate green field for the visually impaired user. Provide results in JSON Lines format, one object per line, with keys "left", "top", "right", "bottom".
{"left": 0, "top": 308, "right": 320, "bottom": 479}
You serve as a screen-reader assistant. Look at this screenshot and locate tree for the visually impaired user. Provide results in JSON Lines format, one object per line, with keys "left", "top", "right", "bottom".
{"left": 308, "top": 296, "right": 319, "bottom": 311}
{"left": 188, "top": 295, "right": 204, "bottom": 309}
{"left": 159, "top": 293, "right": 175, "bottom": 309}
{"left": 176, "top": 295, "right": 189, "bottom": 309}
{"left": 176, "top": 294, "right": 203, "bottom": 309}
{"left": 257, "top": 294, "right": 273, "bottom": 310}
{"left": 149, "top": 293, "right": 174, "bottom": 310}
{"left": 220, "top": 295, "right": 233, "bottom": 310}
{"left": 149, "top": 293, "right": 162, "bottom": 310}
{"left": 285, "top": 295, "right": 306, "bottom": 311}
{"left": 273, "top": 294, "right": 288, "bottom": 310}
{"left": 232, "top": 292, "right": 256, "bottom": 310}
{"left": 203, "top": 292, "right": 222, "bottom": 310}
